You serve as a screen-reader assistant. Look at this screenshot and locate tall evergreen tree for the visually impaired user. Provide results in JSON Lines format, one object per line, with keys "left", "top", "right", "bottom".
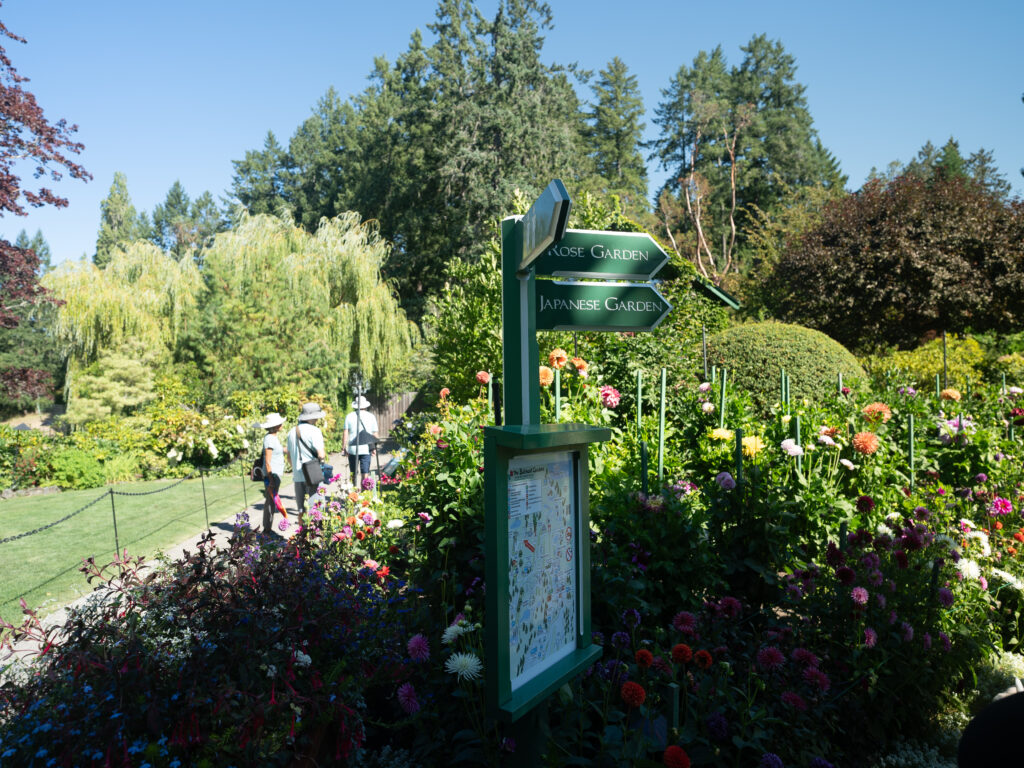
{"left": 652, "top": 35, "right": 844, "bottom": 285}
{"left": 151, "top": 181, "right": 224, "bottom": 262}
{"left": 586, "top": 57, "right": 648, "bottom": 212}
{"left": 879, "top": 138, "right": 1011, "bottom": 198}
{"left": 934, "top": 138, "right": 967, "bottom": 181}
{"left": 230, "top": 131, "right": 290, "bottom": 216}
{"left": 95, "top": 172, "right": 142, "bottom": 267}
{"left": 15, "top": 229, "right": 50, "bottom": 274}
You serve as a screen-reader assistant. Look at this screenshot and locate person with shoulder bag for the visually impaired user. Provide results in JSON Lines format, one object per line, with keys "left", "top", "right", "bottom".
{"left": 259, "top": 412, "right": 289, "bottom": 533}
{"left": 286, "top": 402, "right": 329, "bottom": 522}
{"left": 344, "top": 395, "right": 378, "bottom": 488}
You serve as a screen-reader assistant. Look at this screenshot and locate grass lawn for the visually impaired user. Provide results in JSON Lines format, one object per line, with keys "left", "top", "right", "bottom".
{"left": 0, "top": 474, "right": 255, "bottom": 625}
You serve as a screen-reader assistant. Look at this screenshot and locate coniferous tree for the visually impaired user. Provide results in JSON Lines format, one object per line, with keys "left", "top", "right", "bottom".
{"left": 95, "top": 172, "right": 143, "bottom": 267}
{"left": 586, "top": 57, "right": 648, "bottom": 212}
{"left": 230, "top": 131, "right": 290, "bottom": 216}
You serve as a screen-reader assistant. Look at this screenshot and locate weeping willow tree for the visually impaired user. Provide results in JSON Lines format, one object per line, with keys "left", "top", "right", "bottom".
{"left": 42, "top": 242, "right": 203, "bottom": 399}
{"left": 190, "top": 212, "right": 417, "bottom": 404}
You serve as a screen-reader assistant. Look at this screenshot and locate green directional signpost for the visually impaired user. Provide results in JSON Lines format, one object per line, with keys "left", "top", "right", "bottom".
{"left": 487, "top": 180, "right": 672, "bottom": 766}
{"left": 535, "top": 280, "right": 672, "bottom": 332}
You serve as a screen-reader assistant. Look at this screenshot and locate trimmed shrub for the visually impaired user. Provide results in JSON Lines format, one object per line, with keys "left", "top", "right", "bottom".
{"left": 706, "top": 322, "right": 864, "bottom": 411}
{"left": 863, "top": 335, "right": 986, "bottom": 390}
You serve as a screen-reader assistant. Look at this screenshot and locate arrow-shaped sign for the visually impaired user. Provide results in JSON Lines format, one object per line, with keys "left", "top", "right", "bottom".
{"left": 519, "top": 179, "right": 571, "bottom": 271}
{"left": 532, "top": 229, "right": 669, "bottom": 280}
{"left": 535, "top": 280, "right": 672, "bottom": 332}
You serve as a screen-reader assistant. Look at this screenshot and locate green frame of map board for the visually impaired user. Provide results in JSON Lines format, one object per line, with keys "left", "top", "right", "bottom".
{"left": 484, "top": 423, "right": 609, "bottom": 722}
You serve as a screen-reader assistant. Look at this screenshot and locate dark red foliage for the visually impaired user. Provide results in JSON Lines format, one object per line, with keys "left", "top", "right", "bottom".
{"left": 0, "top": 7, "right": 90, "bottom": 327}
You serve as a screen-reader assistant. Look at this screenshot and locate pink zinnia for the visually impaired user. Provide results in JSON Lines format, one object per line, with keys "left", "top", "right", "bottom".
{"left": 756, "top": 646, "right": 785, "bottom": 672}
{"left": 672, "top": 611, "right": 697, "bottom": 634}
{"left": 990, "top": 497, "right": 1013, "bottom": 516}
{"left": 407, "top": 633, "right": 430, "bottom": 662}
{"left": 780, "top": 691, "right": 807, "bottom": 711}
{"left": 803, "top": 667, "right": 831, "bottom": 693}
{"left": 864, "top": 627, "right": 878, "bottom": 648}
{"left": 600, "top": 385, "right": 621, "bottom": 408}
{"left": 397, "top": 682, "right": 419, "bottom": 714}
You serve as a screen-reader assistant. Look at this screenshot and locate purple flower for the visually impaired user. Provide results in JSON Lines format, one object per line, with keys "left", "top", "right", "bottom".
{"left": 706, "top": 711, "right": 729, "bottom": 742}
{"left": 851, "top": 586, "right": 869, "bottom": 606}
{"left": 407, "top": 633, "right": 430, "bottom": 662}
{"left": 901, "top": 622, "right": 914, "bottom": 642}
{"left": 810, "top": 759, "right": 836, "bottom": 768}
{"left": 500, "top": 737, "right": 516, "bottom": 753}
{"left": 756, "top": 646, "right": 786, "bottom": 671}
{"left": 937, "top": 587, "right": 954, "bottom": 608}
{"left": 864, "top": 627, "right": 878, "bottom": 648}
{"left": 362, "top": 474, "right": 376, "bottom": 490}
{"left": 980, "top": 576, "right": 989, "bottom": 590}
{"left": 781, "top": 691, "right": 808, "bottom": 711}
{"left": 718, "top": 596, "right": 742, "bottom": 619}
{"left": 939, "top": 631, "right": 951, "bottom": 651}
{"left": 672, "top": 611, "right": 697, "bottom": 635}
{"left": 759, "top": 753, "right": 785, "bottom": 768}
{"left": 923, "top": 632, "right": 932, "bottom": 650}
{"left": 856, "top": 495, "right": 875, "bottom": 513}
{"left": 837, "top": 566, "right": 856, "bottom": 585}
{"left": 791, "top": 648, "right": 819, "bottom": 667}
{"left": 592, "top": 631, "right": 605, "bottom": 646}
{"left": 397, "top": 682, "right": 419, "bottom": 714}
{"left": 715, "top": 471, "right": 736, "bottom": 490}
{"left": 974, "top": 473, "right": 989, "bottom": 483}
{"left": 611, "top": 631, "right": 630, "bottom": 650}
{"left": 621, "top": 608, "right": 641, "bottom": 629}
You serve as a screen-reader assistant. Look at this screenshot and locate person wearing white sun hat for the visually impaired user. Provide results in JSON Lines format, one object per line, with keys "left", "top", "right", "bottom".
{"left": 344, "top": 395, "right": 378, "bottom": 487}
{"left": 259, "top": 412, "right": 288, "bottom": 532}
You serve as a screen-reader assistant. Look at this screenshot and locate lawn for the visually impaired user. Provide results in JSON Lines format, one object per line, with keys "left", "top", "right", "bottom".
{"left": 0, "top": 474, "right": 254, "bottom": 624}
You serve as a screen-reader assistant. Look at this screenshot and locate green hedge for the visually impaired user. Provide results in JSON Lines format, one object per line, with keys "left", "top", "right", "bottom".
{"left": 707, "top": 321, "right": 864, "bottom": 411}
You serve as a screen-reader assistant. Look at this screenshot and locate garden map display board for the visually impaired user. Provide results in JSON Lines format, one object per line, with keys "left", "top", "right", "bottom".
{"left": 507, "top": 452, "right": 577, "bottom": 690}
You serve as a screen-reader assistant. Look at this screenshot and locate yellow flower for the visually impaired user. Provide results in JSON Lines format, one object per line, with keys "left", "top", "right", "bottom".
{"left": 781, "top": 414, "right": 792, "bottom": 424}
{"left": 710, "top": 428, "right": 734, "bottom": 441}
{"left": 742, "top": 435, "right": 765, "bottom": 457}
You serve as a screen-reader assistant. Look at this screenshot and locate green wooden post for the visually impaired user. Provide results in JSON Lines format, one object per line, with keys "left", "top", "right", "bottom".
{"left": 935, "top": 374, "right": 941, "bottom": 399}
{"left": 500, "top": 217, "right": 540, "bottom": 426}
{"left": 793, "top": 414, "right": 802, "bottom": 473}
{"left": 658, "top": 367, "right": 667, "bottom": 482}
{"left": 718, "top": 368, "right": 728, "bottom": 430}
{"left": 908, "top": 413, "right": 915, "bottom": 492}
{"left": 734, "top": 427, "right": 744, "bottom": 490}
{"left": 942, "top": 330, "right": 948, "bottom": 389}
{"left": 711, "top": 364, "right": 717, "bottom": 387}
{"left": 556, "top": 368, "right": 565, "bottom": 418}
{"left": 636, "top": 369, "right": 643, "bottom": 432}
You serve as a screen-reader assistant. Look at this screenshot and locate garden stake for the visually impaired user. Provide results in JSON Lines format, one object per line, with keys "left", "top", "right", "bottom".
{"left": 636, "top": 369, "right": 642, "bottom": 432}
{"left": 718, "top": 368, "right": 728, "bottom": 430}
{"left": 640, "top": 440, "right": 649, "bottom": 496}
{"left": 555, "top": 368, "right": 561, "bottom": 421}
{"left": 1002, "top": 372, "right": 1007, "bottom": 397}
{"left": 734, "top": 427, "right": 744, "bottom": 490}
{"left": 240, "top": 463, "right": 248, "bottom": 510}
{"left": 838, "top": 371, "right": 843, "bottom": 395}
{"left": 487, "top": 376, "right": 493, "bottom": 413}
{"left": 793, "top": 415, "right": 802, "bottom": 473}
{"left": 702, "top": 325, "right": 708, "bottom": 379}
{"left": 942, "top": 330, "right": 948, "bottom": 389}
{"left": 935, "top": 374, "right": 940, "bottom": 399}
{"left": 958, "top": 412, "right": 964, "bottom": 436}
{"left": 780, "top": 368, "right": 786, "bottom": 407}
{"left": 711, "top": 364, "right": 717, "bottom": 387}
{"left": 108, "top": 489, "right": 120, "bottom": 564}
{"left": 908, "top": 414, "right": 915, "bottom": 492}
{"left": 658, "top": 367, "right": 667, "bottom": 482}
{"left": 663, "top": 682, "right": 681, "bottom": 731}
{"left": 200, "top": 470, "right": 210, "bottom": 529}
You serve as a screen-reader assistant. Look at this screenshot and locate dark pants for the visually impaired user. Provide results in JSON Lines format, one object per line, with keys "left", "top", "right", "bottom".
{"left": 262, "top": 473, "right": 280, "bottom": 532}
{"left": 294, "top": 481, "right": 309, "bottom": 519}
{"left": 348, "top": 453, "right": 371, "bottom": 481}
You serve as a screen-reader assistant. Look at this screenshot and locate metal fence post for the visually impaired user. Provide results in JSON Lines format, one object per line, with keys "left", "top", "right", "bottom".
{"left": 200, "top": 470, "right": 210, "bottom": 529}
{"left": 109, "top": 489, "right": 120, "bottom": 562}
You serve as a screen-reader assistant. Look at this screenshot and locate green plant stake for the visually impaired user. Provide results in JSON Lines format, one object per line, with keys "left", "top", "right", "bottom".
{"left": 734, "top": 427, "right": 744, "bottom": 489}
{"left": 780, "top": 368, "right": 786, "bottom": 406}
{"left": 908, "top": 413, "right": 915, "bottom": 492}
{"left": 718, "top": 368, "right": 728, "bottom": 430}
{"left": 557, "top": 368, "right": 565, "bottom": 420}
{"left": 658, "top": 367, "right": 667, "bottom": 482}
{"left": 702, "top": 325, "right": 708, "bottom": 380}
{"left": 838, "top": 371, "right": 843, "bottom": 395}
{"left": 640, "top": 439, "right": 649, "bottom": 496}
{"left": 935, "top": 374, "right": 941, "bottom": 398}
{"left": 958, "top": 413, "right": 964, "bottom": 436}
{"left": 711, "top": 364, "right": 717, "bottom": 387}
{"left": 942, "top": 330, "right": 948, "bottom": 389}
{"left": 1003, "top": 372, "right": 1007, "bottom": 397}
{"left": 108, "top": 489, "right": 119, "bottom": 563}
{"left": 636, "top": 369, "right": 642, "bottom": 432}
{"left": 793, "top": 414, "right": 802, "bottom": 473}
{"left": 488, "top": 376, "right": 493, "bottom": 413}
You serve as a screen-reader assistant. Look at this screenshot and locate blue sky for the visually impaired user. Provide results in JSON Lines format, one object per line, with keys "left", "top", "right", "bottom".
{"left": 2, "top": 0, "right": 1021, "bottom": 265}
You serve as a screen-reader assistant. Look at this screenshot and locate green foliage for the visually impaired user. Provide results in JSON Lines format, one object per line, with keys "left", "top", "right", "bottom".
{"left": 764, "top": 175, "right": 1024, "bottom": 352}
{"left": 61, "top": 341, "right": 160, "bottom": 429}
{"left": 707, "top": 322, "right": 864, "bottom": 412}
{"left": 46, "top": 446, "right": 105, "bottom": 489}
{"left": 94, "top": 171, "right": 146, "bottom": 268}
{"left": 864, "top": 336, "right": 987, "bottom": 390}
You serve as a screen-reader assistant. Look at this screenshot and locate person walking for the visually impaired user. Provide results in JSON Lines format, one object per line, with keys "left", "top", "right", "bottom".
{"left": 259, "top": 412, "right": 288, "bottom": 533}
{"left": 286, "top": 402, "right": 327, "bottom": 522}
{"left": 344, "top": 395, "right": 378, "bottom": 488}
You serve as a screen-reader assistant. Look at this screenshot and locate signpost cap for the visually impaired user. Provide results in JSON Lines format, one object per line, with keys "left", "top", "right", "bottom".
{"left": 519, "top": 179, "right": 571, "bottom": 271}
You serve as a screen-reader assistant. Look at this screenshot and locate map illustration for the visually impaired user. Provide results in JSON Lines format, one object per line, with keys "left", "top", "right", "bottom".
{"left": 507, "top": 451, "right": 578, "bottom": 690}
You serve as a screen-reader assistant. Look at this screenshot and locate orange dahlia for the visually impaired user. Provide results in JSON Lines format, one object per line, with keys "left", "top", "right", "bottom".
{"left": 852, "top": 431, "right": 880, "bottom": 455}
{"left": 539, "top": 366, "right": 554, "bottom": 387}
{"left": 549, "top": 348, "right": 568, "bottom": 369}
{"left": 940, "top": 388, "right": 962, "bottom": 402}
{"left": 861, "top": 402, "right": 892, "bottom": 423}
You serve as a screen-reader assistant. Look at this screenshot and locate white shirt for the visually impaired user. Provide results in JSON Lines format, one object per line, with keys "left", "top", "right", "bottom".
{"left": 344, "top": 410, "right": 378, "bottom": 455}
{"left": 286, "top": 423, "right": 325, "bottom": 483}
